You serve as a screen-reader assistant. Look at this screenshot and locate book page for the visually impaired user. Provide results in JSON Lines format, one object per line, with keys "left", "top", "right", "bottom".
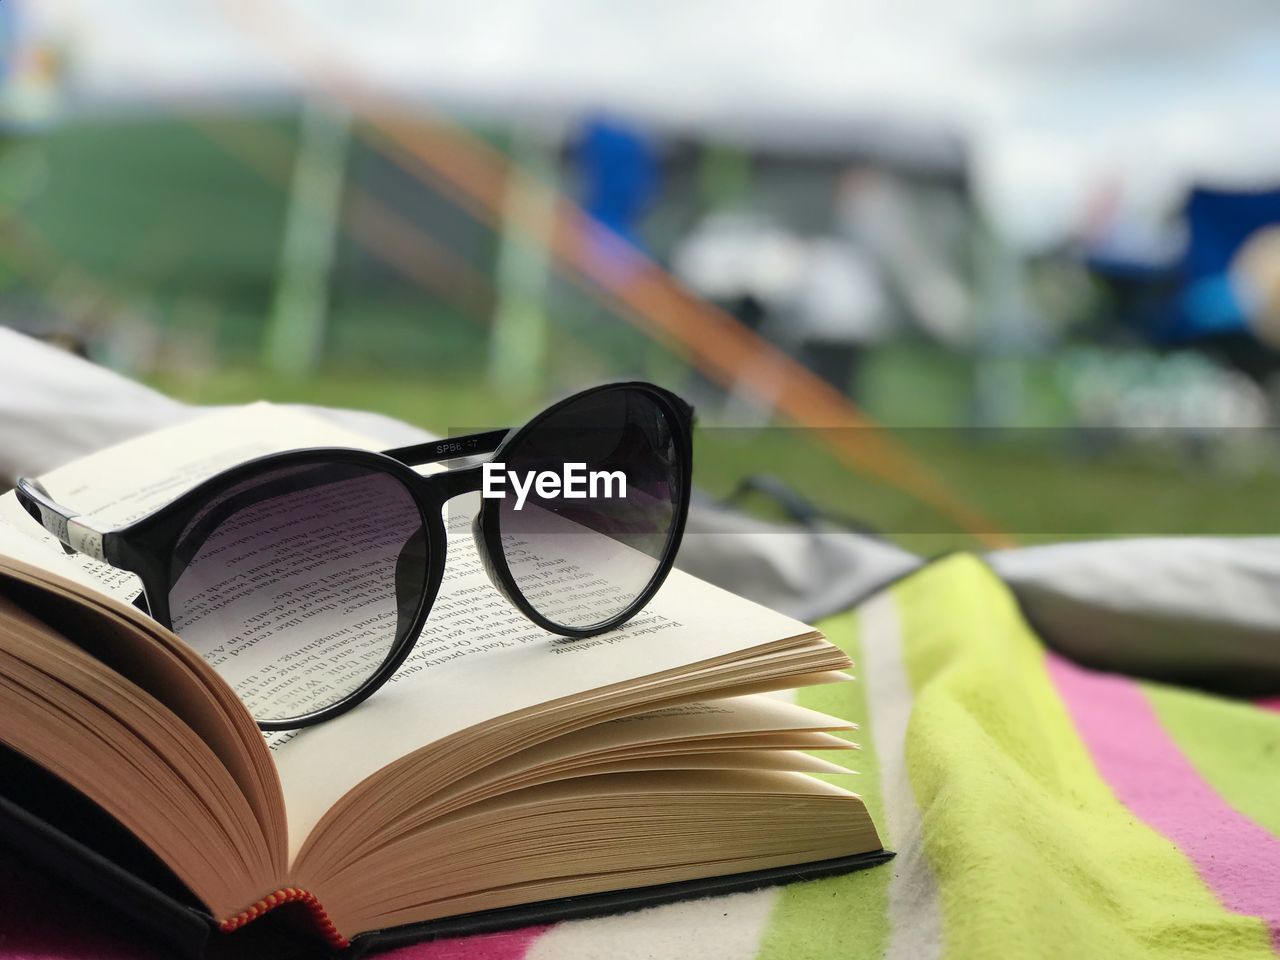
{"left": 408, "top": 693, "right": 858, "bottom": 817}
{"left": 0, "top": 404, "right": 388, "bottom": 603}
{"left": 290, "top": 691, "right": 859, "bottom": 881}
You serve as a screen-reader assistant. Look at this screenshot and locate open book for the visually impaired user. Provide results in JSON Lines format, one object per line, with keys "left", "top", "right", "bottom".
{"left": 0, "top": 405, "right": 887, "bottom": 958}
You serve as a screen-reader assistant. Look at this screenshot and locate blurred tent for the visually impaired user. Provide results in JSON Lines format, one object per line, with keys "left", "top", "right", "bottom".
{"left": 21, "top": 0, "right": 1280, "bottom": 250}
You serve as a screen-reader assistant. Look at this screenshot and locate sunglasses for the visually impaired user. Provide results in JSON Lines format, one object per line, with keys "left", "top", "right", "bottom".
{"left": 16, "top": 382, "right": 693, "bottom": 730}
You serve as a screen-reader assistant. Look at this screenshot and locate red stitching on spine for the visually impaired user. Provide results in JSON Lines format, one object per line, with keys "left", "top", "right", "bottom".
{"left": 218, "top": 887, "right": 350, "bottom": 950}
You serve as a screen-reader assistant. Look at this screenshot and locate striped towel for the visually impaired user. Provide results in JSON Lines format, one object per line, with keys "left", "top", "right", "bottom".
{"left": 1, "top": 554, "right": 1277, "bottom": 959}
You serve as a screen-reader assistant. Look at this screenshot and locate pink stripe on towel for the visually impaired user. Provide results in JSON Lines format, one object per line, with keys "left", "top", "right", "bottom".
{"left": 1047, "top": 653, "right": 1280, "bottom": 952}
{"left": 1257, "top": 697, "right": 1280, "bottom": 714}
{"left": 381, "top": 924, "right": 552, "bottom": 960}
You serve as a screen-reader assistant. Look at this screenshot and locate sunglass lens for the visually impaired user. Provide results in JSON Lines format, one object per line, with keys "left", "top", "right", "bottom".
{"left": 494, "top": 388, "right": 684, "bottom": 631}
{"left": 164, "top": 461, "right": 429, "bottom": 724}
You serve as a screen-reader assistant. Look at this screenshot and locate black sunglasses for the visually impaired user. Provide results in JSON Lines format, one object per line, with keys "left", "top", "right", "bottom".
{"left": 16, "top": 382, "right": 693, "bottom": 730}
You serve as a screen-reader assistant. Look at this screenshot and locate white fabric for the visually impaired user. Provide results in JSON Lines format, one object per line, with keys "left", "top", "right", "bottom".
{"left": 989, "top": 538, "right": 1280, "bottom": 692}
{"left": 0, "top": 327, "right": 189, "bottom": 480}
{"left": 856, "top": 594, "right": 944, "bottom": 960}
{"left": 0, "top": 327, "right": 432, "bottom": 481}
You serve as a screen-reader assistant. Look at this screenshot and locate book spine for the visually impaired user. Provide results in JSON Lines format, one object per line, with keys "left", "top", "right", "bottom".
{"left": 219, "top": 887, "right": 350, "bottom": 950}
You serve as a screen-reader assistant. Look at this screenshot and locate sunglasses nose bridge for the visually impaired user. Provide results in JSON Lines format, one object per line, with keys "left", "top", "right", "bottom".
{"left": 417, "top": 464, "right": 485, "bottom": 504}
{"left": 416, "top": 467, "right": 513, "bottom": 604}
{"left": 469, "top": 512, "right": 517, "bottom": 607}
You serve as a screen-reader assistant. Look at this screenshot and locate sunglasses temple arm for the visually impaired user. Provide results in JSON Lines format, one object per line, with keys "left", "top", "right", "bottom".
{"left": 13, "top": 478, "right": 110, "bottom": 561}
{"left": 382, "top": 428, "right": 510, "bottom": 467}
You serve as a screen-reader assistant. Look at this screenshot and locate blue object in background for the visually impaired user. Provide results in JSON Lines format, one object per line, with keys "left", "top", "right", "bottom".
{"left": 1183, "top": 187, "right": 1280, "bottom": 284}
{"left": 1090, "top": 184, "right": 1280, "bottom": 345}
{"left": 1180, "top": 273, "right": 1247, "bottom": 337}
{"left": 577, "top": 116, "right": 659, "bottom": 251}
{"left": 1167, "top": 186, "right": 1280, "bottom": 342}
